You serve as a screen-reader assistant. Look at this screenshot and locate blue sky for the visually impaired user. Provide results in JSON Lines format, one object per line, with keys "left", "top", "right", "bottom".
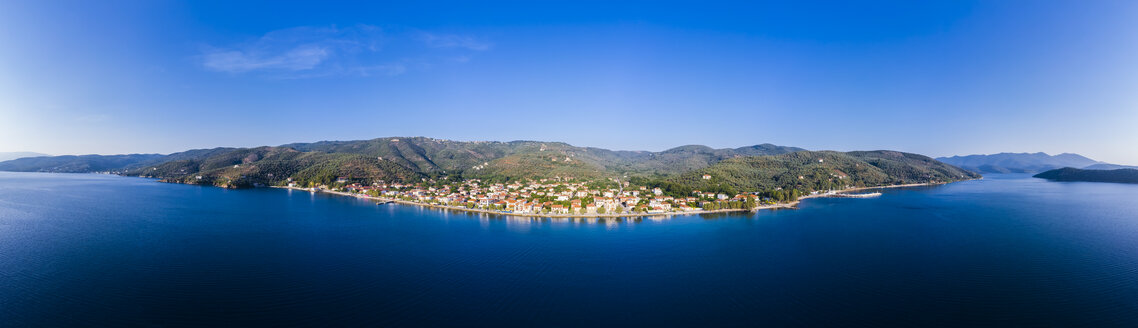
{"left": 1, "top": 0, "right": 1136, "bottom": 164}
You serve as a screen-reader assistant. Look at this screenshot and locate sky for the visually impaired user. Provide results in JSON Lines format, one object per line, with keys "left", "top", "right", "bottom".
{"left": 1, "top": 0, "right": 1136, "bottom": 164}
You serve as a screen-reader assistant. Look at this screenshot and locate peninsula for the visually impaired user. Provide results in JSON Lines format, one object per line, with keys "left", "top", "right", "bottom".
{"left": 1034, "top": 167, "right": 1138, "bottom": 184}
{"left": 0, "top": 137, "right": 979, "bottom": 216}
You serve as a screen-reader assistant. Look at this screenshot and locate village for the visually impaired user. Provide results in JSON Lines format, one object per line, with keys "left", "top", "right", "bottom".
{"left": 287, "top": 175, "right": 765, "bottom": 216}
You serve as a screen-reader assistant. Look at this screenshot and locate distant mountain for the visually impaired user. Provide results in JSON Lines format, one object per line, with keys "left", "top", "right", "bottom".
{"left": 937, "top": 152, "right": 1102, "bottom": 173}
{"left": 1034, "top": 168, "right": 1138, "bottom": 184}
{"left": 0, "top": 154, "right": 164, "bottom": 173}
{"left": 0, "top": 137, "right": 973, "bottom": 192}
{"left": 0, "top": 152, "right": 49, "bottom": 162}
{"left": 0, "top": 148, "right": 237, "bottom": 174}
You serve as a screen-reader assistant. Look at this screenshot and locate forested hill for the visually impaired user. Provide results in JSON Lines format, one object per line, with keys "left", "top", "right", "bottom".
{"left": 0, "top": 137, "right": 805, "bottom": 187}
{"left": 0, "top": 154, "right": 166, "bottom": 173}
{"left": 1033, "top": 168, "right": 1138, "bottom": 184}
{"left": 639, "top": 150, "right": 980, "bottom": 197}
{"left": 0, "top": 137, "right": 974, "bottom": 191}
{"left": 0, "top": 148, "right": 236, "bottom": 174}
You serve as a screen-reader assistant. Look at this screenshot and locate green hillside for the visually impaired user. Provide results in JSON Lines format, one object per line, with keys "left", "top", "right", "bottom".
{"left": 637, "top": 150, "right": 980, "bottom": 197}
{"left": 0, "top": 137, "right": 975, "bottom": 193}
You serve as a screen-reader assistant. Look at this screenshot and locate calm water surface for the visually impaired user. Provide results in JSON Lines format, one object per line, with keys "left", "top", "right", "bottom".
{"left": 2, "top": 172, "right": 1137, "bottom": 326}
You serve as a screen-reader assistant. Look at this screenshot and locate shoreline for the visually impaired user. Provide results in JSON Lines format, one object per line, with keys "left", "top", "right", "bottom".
{"left": 275, "top": 179, "right": 973, "bottom": 219}
{"left": 275, "top": 186, "right": 755, "bottom": 218}
{"left": 784, "top": 179, "right": 978, "bottom": 207}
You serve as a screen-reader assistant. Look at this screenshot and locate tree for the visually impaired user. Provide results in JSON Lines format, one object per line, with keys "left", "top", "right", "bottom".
{"left": 702, "top": 202, "right": 716, "bottom": 211}
{"left": 597, "top": 207, "right": 606, "bottom": 214}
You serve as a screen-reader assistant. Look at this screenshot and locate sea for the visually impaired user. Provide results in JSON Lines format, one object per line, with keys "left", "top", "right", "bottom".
{"left": 2, "top": 172, "right": 1137, "bottom": 326}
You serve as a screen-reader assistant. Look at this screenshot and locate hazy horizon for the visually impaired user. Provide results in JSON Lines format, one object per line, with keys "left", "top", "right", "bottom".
{"left": 0, "top": 136, "right": 1126, "bottom": 166}
{"left": 2, "top": 0, "right": 1136, "bottom": 164}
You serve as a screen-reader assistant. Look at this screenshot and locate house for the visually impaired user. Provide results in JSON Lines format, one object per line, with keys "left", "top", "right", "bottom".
{"left": 602, "top": 199, "right": 618, "bottom": 212}
{"left": 652, "top": 187, "right": 663, "bottom": 195}
{"left": 702, "top": 174, "right": 712, "bottom": 180}
{"left": 620, "top": 196, "right": 640, "bottom": 206}
{"left": 518, "top": 202, "right": 534, "bottom": 213}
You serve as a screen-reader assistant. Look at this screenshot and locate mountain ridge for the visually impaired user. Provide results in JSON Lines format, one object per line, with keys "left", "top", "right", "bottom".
{"left": 0, "top": 137, "right": 975, "bottom": 193}
{"left": 936, "top": 152, "right": 1107, "bottom": 173}
{"left": 0, "top": 152, "right": 51, "bottom": 162}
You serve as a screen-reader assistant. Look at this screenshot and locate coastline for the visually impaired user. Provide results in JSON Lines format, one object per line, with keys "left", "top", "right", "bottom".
{"left": 274, "top": 179, "right": 973, "bottom": 219}
{"left": 784, "top": 179, "right": 978, "bottom": 207}
{"left": 275, "top": 185, "right": 756, "bottom": 218}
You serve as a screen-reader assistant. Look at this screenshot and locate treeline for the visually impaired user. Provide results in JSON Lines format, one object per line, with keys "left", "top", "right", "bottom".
{"left": 698, "top": 197, "right": 756, "bottom": 211}
{"left": 6, "top": 137, "right": 980, "bottom": 194}
{"left": 1034, "top": 167, "right": 1138, "bottom": 184}
{"left": 756, "top": 189, "right": 802, "bottom": 202}
{"left": 636, "top": 151, "right": 977, "bottom": 201}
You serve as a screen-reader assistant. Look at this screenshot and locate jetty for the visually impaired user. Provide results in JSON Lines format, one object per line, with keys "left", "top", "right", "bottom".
{"left": 829, "top": 192, "right": 882, "bottom": 198}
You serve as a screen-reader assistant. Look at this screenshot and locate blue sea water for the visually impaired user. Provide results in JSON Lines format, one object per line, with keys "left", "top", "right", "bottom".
{"left": 1, "top": 172, "right": 1137, "bottom": 326}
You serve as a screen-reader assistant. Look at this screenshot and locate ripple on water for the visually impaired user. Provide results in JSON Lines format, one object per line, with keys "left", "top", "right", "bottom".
{"left": 3, "top": 173, "right": 1138, "bottom": 326}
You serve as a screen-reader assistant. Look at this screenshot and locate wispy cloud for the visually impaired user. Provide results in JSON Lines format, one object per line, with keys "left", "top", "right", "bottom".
{"left": 203, "top": 45, "right": 330, "bottom": 73}
{"left": 198, "top": 25, "right": 490, "bottom": 78}
{"left": 417, "top": 32, "right": 493, "bottom": 51}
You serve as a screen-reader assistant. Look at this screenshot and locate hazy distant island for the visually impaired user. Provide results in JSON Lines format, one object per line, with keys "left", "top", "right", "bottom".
{"left": 1034, "top": 167, "right": 1138, "bottom": 184}
{"left": 936, "top": 152, "right": 1132, "bottom": 174}
{"left": 0, "top": 137, "right": 979, "bottom": 216}
{"left": 0, "top": 151, "right": 50, "bottom": 162}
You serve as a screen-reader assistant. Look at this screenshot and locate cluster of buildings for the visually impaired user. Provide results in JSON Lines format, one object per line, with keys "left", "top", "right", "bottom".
{"left": 291, "top": 177, "right": 759, "bottom": 215}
